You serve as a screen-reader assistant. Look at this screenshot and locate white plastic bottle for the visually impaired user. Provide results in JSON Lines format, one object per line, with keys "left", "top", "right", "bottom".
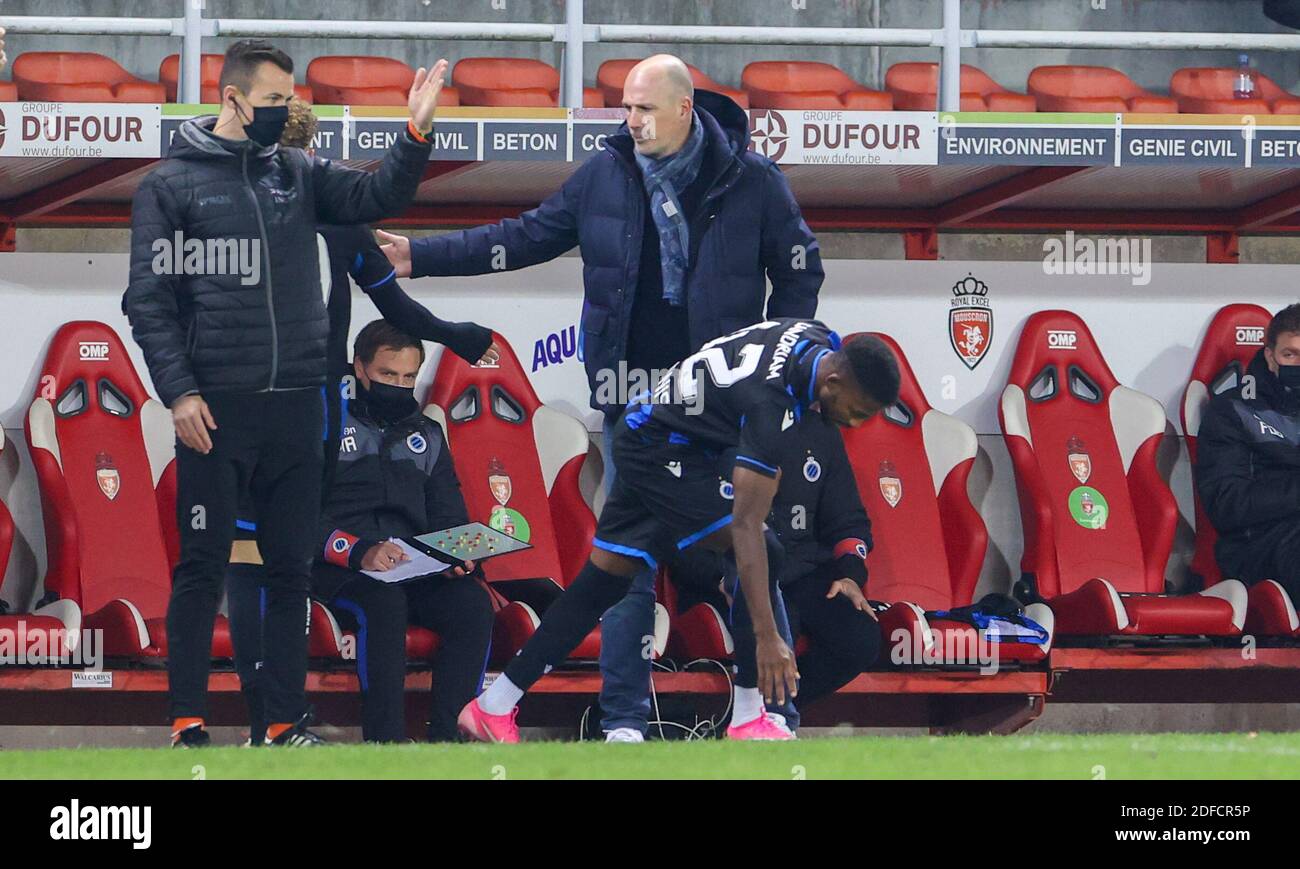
{"left": 1234, "top": 53, "right": 1257, "bottom": 100}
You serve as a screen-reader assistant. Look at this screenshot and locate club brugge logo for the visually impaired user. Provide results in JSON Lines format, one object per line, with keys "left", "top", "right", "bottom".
{"left": 1067, "top": 434, "right": 1091, "bottom": 484}
{"left": 803, "top": 455, "right": 821, "bottom": 482}
{"left": 332, "top": 537, "right": 350, "bottom": 555}
{"left": 720, "top": 479, "right": 735, "bottom": 500}
{"left": 748, "top": 110, "right": 789, "bottom": 162}
{"left": 406, "top": 432, "right": 427, "bottom": 454}
{"left": 855, "top": 542, "right": 869, "bottom": 559}
{"left": 488, "top": 456, "right": 512, "bottom": 506}
{"left": 95, "top": 452, "right": 120, "bottom": 501}
{"left": 878, "top": 459, "right": 902, "bottom": 508}
{"left": 949, "top": 273, "right": 993, "bottom": 370}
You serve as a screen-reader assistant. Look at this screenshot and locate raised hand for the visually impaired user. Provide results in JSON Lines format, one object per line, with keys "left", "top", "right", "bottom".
{"left": 408, "top": 59, "right": 449, "bottom": 135}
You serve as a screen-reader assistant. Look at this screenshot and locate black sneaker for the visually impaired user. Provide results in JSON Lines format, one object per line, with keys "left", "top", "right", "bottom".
{"left": 171, "top": 722, "right": 210, "bottom": 749}
{"left": 265, "top": 711, "right": 326, "bottom": 747}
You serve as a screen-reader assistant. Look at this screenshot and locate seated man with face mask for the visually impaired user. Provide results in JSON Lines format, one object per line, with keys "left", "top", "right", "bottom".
{"left": 1198, "top": 302, "right": 1300, "bottom": 599}
{"left": 312, "top": 320, "right": 493, "bottom": 742}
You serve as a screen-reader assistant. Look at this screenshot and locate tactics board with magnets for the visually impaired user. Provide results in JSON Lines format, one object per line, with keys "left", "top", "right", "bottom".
{"left": 411, "top": 521, "right": 531, "bottom": 565}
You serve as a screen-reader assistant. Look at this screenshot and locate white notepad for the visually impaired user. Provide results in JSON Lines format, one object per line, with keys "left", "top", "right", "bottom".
{"left": 360, "top": 538, "right": 452, "bottom": 584}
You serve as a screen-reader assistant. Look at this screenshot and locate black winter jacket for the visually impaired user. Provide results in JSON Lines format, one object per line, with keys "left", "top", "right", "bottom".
{"left": 316, "top": 395, "right": 469, "bottom": 599}
{"left": 234, "top": 225, "right": 493, "bottom": 540}
{"left": 124, "top": 116, "right": 431, "bottom": 406}
{"left": 1197, "top": 349, "right": 1300, "bottom": 578}
{"left": 768, "top": 412, "right": 873, "bottom": 590}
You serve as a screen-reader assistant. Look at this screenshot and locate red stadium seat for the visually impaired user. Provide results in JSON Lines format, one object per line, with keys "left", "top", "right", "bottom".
{"left": 844, "top": 333, "right": 1052, "bottom": 665}
{"left": 452, "top": 57, "right": 601, "bottom": 108}
{"left": 1181, "top": 304, "right": 1273, "bottom": 588}
{"left": 1180, "top": 304, "right": 1297, "bottom": 636}
{"left": 999, "top": 311, "right": 1246, "bottom": 639}
{"left": 25, "top": 321, "right": 232, "bottom": 659}
{"left": 1243, "top": 580, "right": 1300, "bottom": 638}
{"left": 159, "top": 54, "right": 313, "bottom": 104}
{"left": 306, "top": 56, "right": 458, "bottom": 107}
{"left": 14, "top": 52, "right": 166, "bottom": 103}
{"left": 596, "top": 58, "right": 750, "bottom": 109}
{"left": 424, "top": 334, "right": 606, "bottom": 661}
{"left": 885, "top": 62, "right": 1037, "bottom": 112}
{"left": 1171, "top": 67, "right": 1300, "bottom": 115}
{"left": 307, "top": 599, "right": 346, "bottom": 658}
{"left": 1027, "top": 65, "right": 1178, "bottom": 113}
{"left": 660, "top": 567, "right": 732, "bottom": 662}
{"left": 741, "top": 61, "right": 892, "bottom": 110}
{"left": 0, "top": 428, "right": 80, "bottom": 660}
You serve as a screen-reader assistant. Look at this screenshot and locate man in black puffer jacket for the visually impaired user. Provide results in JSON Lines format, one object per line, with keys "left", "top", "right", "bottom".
{"left": 1197, "top": 303, "right": 1300, "bottom": 598}
{"left": 225, "top": 101, "right": 501, "bottom": 745}
{"left": 123, "top": 39, "right": 447, "bottom": 748}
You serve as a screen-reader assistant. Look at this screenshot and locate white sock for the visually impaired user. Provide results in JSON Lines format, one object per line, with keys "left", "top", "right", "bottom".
{"left": 732, "top": 686, "right": 764, "bottom": 726}
{"left": 478, "top": 675, "right": 524, "bottom": 715}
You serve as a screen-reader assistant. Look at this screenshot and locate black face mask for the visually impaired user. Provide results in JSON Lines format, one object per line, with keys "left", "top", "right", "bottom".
{"left": 1278, "top": 363, "right": 1300, "bottom": 392}
{"left": 360, "top": 379, "right": 418, "bottom": 423}
{"left": 232, "top": 95, "right": 288, "bottom": 148}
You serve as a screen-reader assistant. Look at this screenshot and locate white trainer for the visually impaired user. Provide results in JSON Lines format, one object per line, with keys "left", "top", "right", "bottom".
{"left": 604, "top": 727, "right": 645, "bottom": 743}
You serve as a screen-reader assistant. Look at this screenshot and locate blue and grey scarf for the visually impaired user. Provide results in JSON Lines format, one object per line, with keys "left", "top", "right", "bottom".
{"left": 634, "top": 111, "right": 707, "bottom": 307}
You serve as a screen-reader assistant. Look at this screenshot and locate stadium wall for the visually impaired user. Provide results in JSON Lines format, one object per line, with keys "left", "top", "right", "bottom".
{"left": 2, "top": 0, "right": 1297, "bottom": 96}
{"left": 1, "top": 248, "right": 1295, "bottom": 612}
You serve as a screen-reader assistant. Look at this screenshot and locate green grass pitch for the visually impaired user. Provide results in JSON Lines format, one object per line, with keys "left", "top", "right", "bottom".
{"left": 2, "top": 733, "right": 1299, "bottom": 779}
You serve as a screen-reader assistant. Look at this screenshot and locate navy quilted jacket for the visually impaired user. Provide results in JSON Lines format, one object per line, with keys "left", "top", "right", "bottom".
{"left": 407, "top": 91, "right": 823, "bottom": 414}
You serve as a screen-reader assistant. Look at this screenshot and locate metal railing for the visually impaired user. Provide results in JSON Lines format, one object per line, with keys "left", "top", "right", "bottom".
{"left": 6, "top": 2, "right": 1300, "bottom": 110}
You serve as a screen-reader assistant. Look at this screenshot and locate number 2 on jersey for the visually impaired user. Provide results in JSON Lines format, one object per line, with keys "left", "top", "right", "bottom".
{"left": 669, "top": 321, "right": 781, "bottom": 401}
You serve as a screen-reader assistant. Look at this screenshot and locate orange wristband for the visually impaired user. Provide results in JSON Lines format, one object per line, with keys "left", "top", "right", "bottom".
{"left": 408, "top": 119, "right": 430, "bottom": 143}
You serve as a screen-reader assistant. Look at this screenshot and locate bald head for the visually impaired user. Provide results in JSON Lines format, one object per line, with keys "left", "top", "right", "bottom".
{"left": 623, "top": 54, "right": 696, "bottom": 158}
{"left": 627, "top": 54, "right": 694, "bottom": 101}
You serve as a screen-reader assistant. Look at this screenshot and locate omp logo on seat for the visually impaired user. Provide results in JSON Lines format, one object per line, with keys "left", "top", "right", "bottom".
{"left": 1047, "top": 330, "right": 1077, "bottom": 350}
{"left": 78, "top": 341, "right": 110, "bottom": 361}
{"left": 1235, "top": 326, "right": 1265, "bottom": 346}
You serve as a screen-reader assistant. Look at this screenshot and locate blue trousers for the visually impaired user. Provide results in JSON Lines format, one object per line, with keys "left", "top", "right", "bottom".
{"left": 596, "top": 421, "right": 800, "bottom": 734}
